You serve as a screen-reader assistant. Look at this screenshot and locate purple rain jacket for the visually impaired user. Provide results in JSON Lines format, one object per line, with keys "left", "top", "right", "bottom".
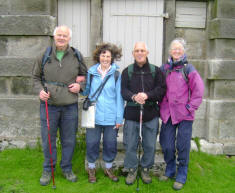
{"left": 160, "top": 56, "right": 204, "bottom": 124}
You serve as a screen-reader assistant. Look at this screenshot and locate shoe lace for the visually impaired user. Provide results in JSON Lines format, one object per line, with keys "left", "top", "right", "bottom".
{"left": 89, "top": 169, "right": 95, "bottom": 176}
{"left": 129, "top": 169, "right": 136, "bottom": 176}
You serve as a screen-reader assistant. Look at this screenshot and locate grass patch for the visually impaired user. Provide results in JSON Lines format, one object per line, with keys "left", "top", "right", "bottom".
{"left": 0, "top": 137, "right": 235, "bottom": 193}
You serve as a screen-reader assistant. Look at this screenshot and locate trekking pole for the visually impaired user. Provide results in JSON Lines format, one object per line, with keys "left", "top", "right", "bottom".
{"left": 44, "top": 87, "right": 56, "bottom": 189}
{"left": 136, "top": 104, "right": 143, "bottom": 192}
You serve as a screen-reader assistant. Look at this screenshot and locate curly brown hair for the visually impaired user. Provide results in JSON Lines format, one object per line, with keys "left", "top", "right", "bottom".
{"left": 93, "top": 42, "right": 122, "bottom": 64}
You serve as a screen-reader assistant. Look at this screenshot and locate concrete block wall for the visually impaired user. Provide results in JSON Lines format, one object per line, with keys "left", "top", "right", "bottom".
{"left": 0, "top": 0, "right": 57, "bottom": 144}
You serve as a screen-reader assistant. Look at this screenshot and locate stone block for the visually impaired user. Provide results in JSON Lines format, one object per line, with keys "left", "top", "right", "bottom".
{"left": 1, "top": 36, "right": 52, "bottom": 57}
{"left": 191, "top": 140, "right": 198, "bottom": 152}
{"left": 212, "top": 0, "right": 235, "bottom": 19}
{"left": 0, "top": 77, "right": 7, "bottom": 94}
{"left": 0, "top": 15, "right": 56, "bottom": 35}
{"left": 207, "top": 117, "right": 219, "bottom": 142}
{"left": 207, "top": 99, "right": 235, "bottom": 120}
{"left": 0, "top": 0, "right": 57, "bottom": 16}
{"left": 200, "top": 139, "right": 223, "bottom": 155}
{"left": 9, "top": 140, "right": 27, "bottom": 149}
{"left": 219, "top": 119, "right": 235, "bottom": 142}
{"left": 206, "top": 99, "right": 235, "bottom": 142}
{"left": 0, "top": 38, "right": 8, "bottom": 56}
{"left": 192, "top": 119, "right": 207, "bottom": 139}
{"left": 209, "top": 39, "right": 235, "bottom": 59}
{"left": 189, "top": 60, "right": 207, "bottom": 80}
{"left": 207, "top": 59, "right": 235, "bottom": 80}
{"left": 212, "top": 80, "right": 235, "bottom": 99}
{"left": 195, "top": 100, "right": 207, "bottom": 119}
{"left": 0, "top": 57, "right": 34, "bottom": 76}
{"left": 209, "top": 18, "right": 235, "bottom": 39}
{"left": 223, "top": 144, "right": 235, "bottom": 155}
{"left": 0, "top": 77, "right": 33, "bottom": 95}
{"left": 192, "top": 100, "right": 207, "bottom": 138}
{"left": 0, "top": 96, "right": 41, "bottom": 139}
{"left": 0, "top": 140, "right": 9, "bottom": 151}
{"left": 11, "top": 77, "right": 33, "bottom": 95}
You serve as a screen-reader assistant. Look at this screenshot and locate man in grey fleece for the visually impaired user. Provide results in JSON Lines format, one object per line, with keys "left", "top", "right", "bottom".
{"left": 32, "top": 25, "right": 87, "bottom": 186}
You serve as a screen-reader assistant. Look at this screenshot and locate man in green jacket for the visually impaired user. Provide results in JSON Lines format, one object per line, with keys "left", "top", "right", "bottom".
{"left": 32, "top": 25, "right": 87, "bottom": 186}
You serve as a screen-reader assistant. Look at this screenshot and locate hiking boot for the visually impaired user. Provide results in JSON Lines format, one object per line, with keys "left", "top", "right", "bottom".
{"left": 159, "top": 175, "right": 169, "bottom": 181}
{"left": 173, "top": 182, "right": 184, "bottom": 190}
{"left": 40, "top": 171, "right": 51, "bottom": 186}
{"left": 87, "top": 168, "right": 96, "bottom": 183}
{"left": 104, "top": 168, "right": 119, "bottom": 182}
{"left": 125, "top": 168, "right": 137, "bottom": 185}
{"left": 63, "top": 170, "right": 77, "bottom": 182}
{"left": 141, "top": 168, "right": 152, "bottom": 184}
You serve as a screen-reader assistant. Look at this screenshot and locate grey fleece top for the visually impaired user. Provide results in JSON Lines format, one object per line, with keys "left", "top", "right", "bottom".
{"left": 32, "top": 44, "right": 87, "bottom": 106}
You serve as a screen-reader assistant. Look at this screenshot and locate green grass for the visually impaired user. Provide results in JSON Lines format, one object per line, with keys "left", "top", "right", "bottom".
{"left": 0, "top": 138, "right": 235, "bottom": 193}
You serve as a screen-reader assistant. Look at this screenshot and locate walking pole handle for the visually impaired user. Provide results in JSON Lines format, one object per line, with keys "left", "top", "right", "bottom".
{"left": 44, "top": 86, "right": 48, "bottom": 93}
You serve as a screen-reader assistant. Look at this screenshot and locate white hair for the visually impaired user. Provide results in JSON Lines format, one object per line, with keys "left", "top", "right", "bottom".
{"left": 169, "top": 38, "right": 186, "bottom": 54}
{"left": 53, "top": 25, "right": 72, "bottom": 38}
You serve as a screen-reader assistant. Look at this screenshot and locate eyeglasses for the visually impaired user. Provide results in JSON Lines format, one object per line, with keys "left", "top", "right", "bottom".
{"left": 134, "top": 49, "right": 146, "bottom": 53}
{"left": 171, "top": 48, "right": 183, "bottom": 51}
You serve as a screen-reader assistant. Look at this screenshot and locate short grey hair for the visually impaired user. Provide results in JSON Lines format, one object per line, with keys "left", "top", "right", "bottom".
{"left": 169, "top": 38, "right": 186, "bottom": 54}
{"left": 53, "top": 25, "right": 72, "bottom": 38}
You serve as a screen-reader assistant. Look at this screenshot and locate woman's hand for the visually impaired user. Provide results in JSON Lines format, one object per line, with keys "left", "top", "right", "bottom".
{"left": 115, "top": 124, "right": 122, "bottom": 129}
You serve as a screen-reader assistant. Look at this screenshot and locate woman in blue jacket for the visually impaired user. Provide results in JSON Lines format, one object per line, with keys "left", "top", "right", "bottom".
{"left": 82, "top": 43, "right": 124, "bottom": 183}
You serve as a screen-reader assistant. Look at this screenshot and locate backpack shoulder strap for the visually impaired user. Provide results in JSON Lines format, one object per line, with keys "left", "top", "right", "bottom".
{"left": 41, "top": 46, "right": 52, "bottom": 84}
{"left": 127, "top": 63, "right": 134, "bottom": 80}
{"left": 71, "top": 46, "right": 87, "bottom": 76}
{"left": 128, "top": 63, "right": 155, "bottom": 80}
{"left": 71, "top": 47, "right": 82, "bottom": 63}
{"left": 41, "top": 46, "right": 52, "bottom": 70}
{"left": 149, "top": 63, "right": 156, "bottom": 79}
{"left": 182, "top": 63, "right": 189, "bottom": 83}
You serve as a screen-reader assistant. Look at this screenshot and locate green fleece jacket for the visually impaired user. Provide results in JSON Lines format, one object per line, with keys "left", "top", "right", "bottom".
{"left": 32, "top": 44, "right": 87, "bottom": 106}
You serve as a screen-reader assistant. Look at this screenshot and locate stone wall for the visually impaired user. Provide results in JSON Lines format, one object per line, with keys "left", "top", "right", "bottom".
{"left": 206, "top": 0, "right": 235, "bottom": 153}
{"left": 0, "top": 0, "right": 235, "bottom": 155}
{"left": 0, "top": 0, "right": 57, "bottom": 147}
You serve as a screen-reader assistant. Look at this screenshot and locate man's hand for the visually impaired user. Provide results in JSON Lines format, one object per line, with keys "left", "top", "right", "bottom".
{"left": 39, "top": 90, "right": 50, "bottom": 101}
{"left": 68, "top": 83, "right": 81, "bottom": 93}
{"left": 133, "top": 92, "right": 148, "bottom": 104}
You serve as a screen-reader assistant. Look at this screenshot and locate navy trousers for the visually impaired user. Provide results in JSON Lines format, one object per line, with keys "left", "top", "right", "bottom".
{"left": 86, "top": 125, "right": 118, "bottom": 163}
{"left": 160, "top": 118, "right": 193, "bottom": 184}
{"left": 40, "top": 102, "right": 78, "bottom": 172}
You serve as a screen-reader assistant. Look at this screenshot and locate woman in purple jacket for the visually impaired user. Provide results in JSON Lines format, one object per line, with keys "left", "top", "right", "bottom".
{"left": 159, "top": 38, "right": 204, "bottom": 190}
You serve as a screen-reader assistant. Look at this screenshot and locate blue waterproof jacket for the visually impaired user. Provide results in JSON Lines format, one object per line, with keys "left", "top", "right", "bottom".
{"left": 82, "top": 63, "right": 124, "bottom": 125}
